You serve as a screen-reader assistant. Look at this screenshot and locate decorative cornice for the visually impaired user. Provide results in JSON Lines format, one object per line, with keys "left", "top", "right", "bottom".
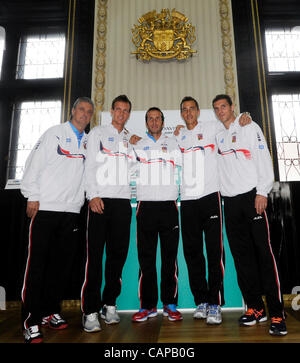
{"left": 91, "top": 0, "right": 108, "bottom": 128}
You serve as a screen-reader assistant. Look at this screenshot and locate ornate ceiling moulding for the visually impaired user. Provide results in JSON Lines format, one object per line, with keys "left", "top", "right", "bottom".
{"left": 131, "top": 8, "right": 196, "bottom": 62}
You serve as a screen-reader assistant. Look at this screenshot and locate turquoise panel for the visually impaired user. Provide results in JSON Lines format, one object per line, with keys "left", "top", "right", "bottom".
{"left": 107, "top": 207, "right": 243, "bottom": 310}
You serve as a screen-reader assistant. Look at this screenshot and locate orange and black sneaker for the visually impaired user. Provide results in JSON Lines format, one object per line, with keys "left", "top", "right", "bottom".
{"left": 238, "top": 308, "right": 267, "bottom": 326}
{"left": 269, "top": 317, "right": 287, "bottom": 336}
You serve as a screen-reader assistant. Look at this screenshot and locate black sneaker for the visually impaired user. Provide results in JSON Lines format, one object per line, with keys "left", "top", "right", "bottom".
{"left": 42, "top": 313, "right": 68, "bottom": 330}
{"left": 23, "top": 325, "right": 43, "bottom": 343}
{"left": 239, "top": 308, "right": 267, "bottom": 326}
{"left": 269, "top": 317, "right": 287, "bottom": 336}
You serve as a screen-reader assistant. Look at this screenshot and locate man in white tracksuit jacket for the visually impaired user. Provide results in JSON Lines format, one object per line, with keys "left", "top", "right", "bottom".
{"left": 174, "top": 97, "right": 252, "bottom": 325}
{"left": 20, "top": 97, "right": 94, "bottom": 343}
{"left": 81, "top": 95, "right": 134, "bottom": 332}
{"left": 175, "top": 97, "right": 225, "bottom": 325}
{"left": 131, "top": 107, "right": 183, "bottom": 323}
{"left": 213, "top": 94, "right": 287, "bottom": 336}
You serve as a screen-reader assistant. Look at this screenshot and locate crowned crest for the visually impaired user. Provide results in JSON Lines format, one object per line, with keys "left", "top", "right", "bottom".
{"left": 131, "top": 9, "right": 196, "bottom": 61}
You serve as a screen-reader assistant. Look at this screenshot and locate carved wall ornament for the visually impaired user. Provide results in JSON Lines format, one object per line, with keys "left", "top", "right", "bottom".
{"left": 92, "top": 0, "right": 108, "bottom": 128}
{"left": 131, "top": 8, "right": 196, "bottom": 61}
{"left": 219, "top": 0, "right": 237, "bottom": 106}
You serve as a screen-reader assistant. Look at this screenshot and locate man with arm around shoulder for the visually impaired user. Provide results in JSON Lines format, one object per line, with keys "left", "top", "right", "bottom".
{"left": 213, "top": 94, "right": 287, "bottom": 336}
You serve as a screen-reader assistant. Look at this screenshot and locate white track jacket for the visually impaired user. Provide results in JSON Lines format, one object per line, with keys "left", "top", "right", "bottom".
{"left": 176, "top": 119, "right": 223, "bottom": 200}
{"left": 84, "top": 123, "right": 132, "bottom": 200}
{"left": 21, "top": 122, "right": 88, "bottom": 213}
{"left": 133, "top": 133, "right": 181, "bottom": 201}
{"left": 216, "top": 118, "right": 274, "bottom": 197}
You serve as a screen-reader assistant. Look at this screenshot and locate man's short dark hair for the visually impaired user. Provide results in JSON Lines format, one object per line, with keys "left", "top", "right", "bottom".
{"left": 145, "top": 107, "right": 165, "bottom": 123}
{"left": 212, "top": 94, "right": 233, "bottom": 107}
{"left": 111, "top": 95, "right": 132, "bottom": 112}
{"left": 180, "top": 96, "right": 199, "bottom": 112}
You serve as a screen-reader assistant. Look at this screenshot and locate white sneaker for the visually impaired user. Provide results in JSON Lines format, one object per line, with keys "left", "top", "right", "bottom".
{"left": 193, "top": 303, "right": 208, "bottom": 319}
{"left": 206, "top": 305, "right": 222, "bottom": 325}
{"left": 82, "top": 312, "right": 101, "bottom": 332}
{"left": 101, "top": 305, "right": 120, "bottom": 324}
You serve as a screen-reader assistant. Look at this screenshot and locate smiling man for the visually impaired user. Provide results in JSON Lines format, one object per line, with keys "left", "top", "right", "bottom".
{"left": 21, "top": 97, "right": 94, "bottom": 343}
{"left": 175, "top": 96, "right": 227, "bottom": 325}
{"left": 81, "top": 95, "right": 133, "bottom": 333}
{"left": 131, "top": 107, "right": 182, "bottom": 323}
{"left": 213, "top": 94, "right": 287, "bottom": 337}
{"left": 174, "top": 96, "right": 253, "bottom": 326}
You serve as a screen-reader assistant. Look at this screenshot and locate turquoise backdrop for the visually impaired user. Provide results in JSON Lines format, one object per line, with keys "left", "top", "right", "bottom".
{"left": 111, "top": 206, "right": 243, "bottom": 311}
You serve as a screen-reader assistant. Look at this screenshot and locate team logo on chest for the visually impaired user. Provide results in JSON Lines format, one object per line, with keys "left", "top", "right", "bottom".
{"left": 123, "top": 137, "right": 129, "bottom": 148}
{"left": 161, "top": 144, "right": 168, "bottom": 153}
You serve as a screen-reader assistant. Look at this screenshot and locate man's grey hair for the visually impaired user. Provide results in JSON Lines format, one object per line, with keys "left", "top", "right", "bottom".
{"left": 70, "top": 97, "right": 95, "bottom": 119}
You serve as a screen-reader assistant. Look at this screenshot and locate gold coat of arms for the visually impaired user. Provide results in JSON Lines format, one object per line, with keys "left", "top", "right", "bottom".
{"left": 131, "top": 9, "right": 196, "bottom": 61}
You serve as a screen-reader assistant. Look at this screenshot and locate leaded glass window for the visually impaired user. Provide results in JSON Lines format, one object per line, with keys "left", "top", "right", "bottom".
{"left": 265, "top": 27, "right": 300, "bottom": 72}
{"left": 265, "top": 26, "right": 300, "bottom": 181}
{"left": 16, "top": 33, "right": 66, "bottom": 79}
{"left": 272, "top": 94, "right": 300, "bottom": 181}
{"left": 8, "top": 100, "right": 62, "bottom": 180}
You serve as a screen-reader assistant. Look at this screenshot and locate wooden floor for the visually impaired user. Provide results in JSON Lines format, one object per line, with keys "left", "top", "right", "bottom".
{"left": 0, "top": 304, "right": 300, "bottom": 344}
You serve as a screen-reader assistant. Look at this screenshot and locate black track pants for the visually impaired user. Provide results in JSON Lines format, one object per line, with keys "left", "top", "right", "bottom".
{"left": 81, "top": 198, "right": 132, "bottom": 314}
{"left": 181, "top": 192, "right": 225, "bottom": 306}
{"left": 136, "top": 201, "right": 179, "bottom": 309}
{"left": 223, "top": 189, "right": 284, "bottom": 318}
{"left": 21, "top": 211, "right": 80, "bottom": 329}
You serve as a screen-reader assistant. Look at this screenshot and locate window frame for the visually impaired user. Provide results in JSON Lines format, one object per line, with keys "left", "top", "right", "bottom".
{"left": 264, "top": 27, "right": 300, "bottom": 73}
{"left": 7, "top": 99, "right": 63, "bottom": 181}
{"left": 16, "top": 31, "right": 66, "bottom": 80}
{"left": 0, "top": 25, "right": 66, "bottom": 187}
{"left": 0, "top": 26, "right": 5, "bottom": 78}
{"left": 262, "top": 24, "right": 300, "bottom": 181}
